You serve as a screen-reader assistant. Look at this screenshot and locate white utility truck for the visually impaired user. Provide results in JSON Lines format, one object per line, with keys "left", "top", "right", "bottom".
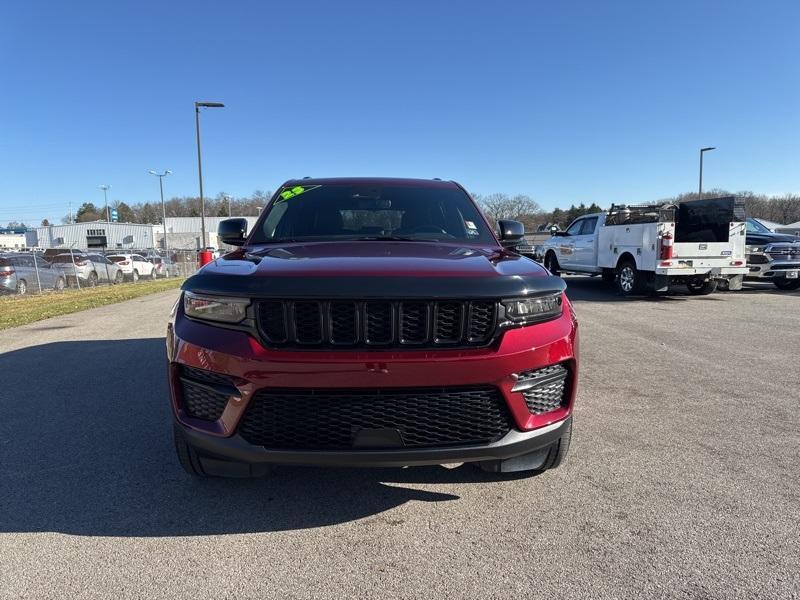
{"left": 540, "top": 197, "right": 748, "bottom": 295}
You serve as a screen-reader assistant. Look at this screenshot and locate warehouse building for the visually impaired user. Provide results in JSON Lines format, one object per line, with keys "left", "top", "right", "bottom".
{"left": 27, "top": 216, "right": 260, "bottom": 252}
{"left": 27, "top": 222, "right": 158, "bottom": 251}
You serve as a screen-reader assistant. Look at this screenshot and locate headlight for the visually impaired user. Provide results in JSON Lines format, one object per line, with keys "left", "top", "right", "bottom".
{"left": 502, "top": 292, "right": 563, "bottom": 324}
{"left": 747, "top": 246, "right": 763, "bottom": 253}
{"left": 184, "top": 291, "right": 250, "bottom": 323}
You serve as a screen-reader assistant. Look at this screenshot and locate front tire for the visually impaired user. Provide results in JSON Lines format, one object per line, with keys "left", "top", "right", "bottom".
{"left": 686, "top": 277, "right": 718, "bottom": 295}
{"left": 478, "top": 417, "right": 573, "bottom": 474}
{"left": 132, "top": 270, "right": 139, "bottom": 282}
{"left": 88, "top": 272, "right": 98, "bottom": 287}
{"left": 774, "top": 279, "right": 800, "bottom": 291}
{"left": 54, "top": 277, "right": 66, "bottom": 291}
{"left": 544, "top": 252, "right": 561, "bottom": 276}
{"left": 16, "top": 279, "right": 27, "bottom": 295}
{"left": 115, "top": 271, "right": 124, "bottom": 284}
{"left": 173, "top": 425, "right": 208, "bottom": 477}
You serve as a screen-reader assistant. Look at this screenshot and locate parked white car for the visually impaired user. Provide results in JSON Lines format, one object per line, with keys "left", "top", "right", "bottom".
{"left": 107, "top": 253, "right": 156, "bottom": 282}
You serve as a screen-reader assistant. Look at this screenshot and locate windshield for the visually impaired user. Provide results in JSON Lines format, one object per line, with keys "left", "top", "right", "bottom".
{"left": 249, "top": 184, "right": 495, "bottom": 244}
{"left": 746, "top": 218, "right": 771, "bottom": 233}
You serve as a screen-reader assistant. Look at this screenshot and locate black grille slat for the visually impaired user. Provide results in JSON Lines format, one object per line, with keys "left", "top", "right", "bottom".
{"left": 293, "top": 301, "right": 323, "bottom": 344}
{"left": 329, "top": 301, "right": 358, "bottom": 345}
{"left": 258, "top": 301, "right": 288, "bottom": 343}
{"left": 434, "top": 302, "right": 464, "bottom": 343}
{"left": 467, "top": 301, "right": 496, "bottom": 343}
{"left": 516, "top": 363, "right": 570, "bottom": 415}
{"left": 238, "top": 386, "right": 513, "bottom": 450}
{"left": 255, "top": 299, "right": 498, "bottom": 349}
{"left": 400, "top": 302, "right": 430, "bottom": 344}
{"left": 365, "top": 302, "right": 393, "bottom": 344}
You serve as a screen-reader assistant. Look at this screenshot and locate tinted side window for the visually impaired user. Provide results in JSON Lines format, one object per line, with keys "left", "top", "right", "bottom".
{"left": 580, "top": 217, "right": 598, "bottom": 235}
{"left": 566, "top": 220, "right": 584, "bottom": 235}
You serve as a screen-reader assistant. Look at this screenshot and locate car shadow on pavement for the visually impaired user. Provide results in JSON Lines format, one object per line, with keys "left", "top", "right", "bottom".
{"left": 0, "top": 338, "right": 533, "bottom": 537}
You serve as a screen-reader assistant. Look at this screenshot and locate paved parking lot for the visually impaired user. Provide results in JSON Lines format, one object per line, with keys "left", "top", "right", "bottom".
{"left": 1, "top": 280, "right": 798, "bottom": 599}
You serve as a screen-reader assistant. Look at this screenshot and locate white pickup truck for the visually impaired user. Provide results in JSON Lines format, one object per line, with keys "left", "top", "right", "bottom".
{"left": 540, "top": 197, "right": 749, "bottom": 295}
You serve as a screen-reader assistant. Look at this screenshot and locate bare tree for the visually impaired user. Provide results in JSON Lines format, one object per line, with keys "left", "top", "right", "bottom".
{"left": 478, "top": 193, "right": 542, "bottom": 223}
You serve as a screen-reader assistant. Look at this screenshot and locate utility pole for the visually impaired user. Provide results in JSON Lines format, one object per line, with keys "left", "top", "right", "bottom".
{"left": 99, "top": 185, "right": 111, "bottom": 222}
{"left": 699, "top": 147, "right": 716, "bottom": 197}
{"left": 194, "top": 101, "right": 225, "bottom": 248}
{"left": 148, "top": 170, "right": 172, "bottom": 253}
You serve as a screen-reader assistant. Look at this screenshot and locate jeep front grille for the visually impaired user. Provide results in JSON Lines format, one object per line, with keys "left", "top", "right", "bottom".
{"left": 255, "top": 299, "right": 497, "bottom": 349}
{"left": 238, "top": 386, "right": 513, "bottom": 450}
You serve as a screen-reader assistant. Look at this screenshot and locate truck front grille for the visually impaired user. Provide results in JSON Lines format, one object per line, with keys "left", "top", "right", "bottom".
{"left": 256, "top": 299, "right": 497, "bottom": 349}
{"left": 237, "top": 386, "right": 513, "bottom": 450}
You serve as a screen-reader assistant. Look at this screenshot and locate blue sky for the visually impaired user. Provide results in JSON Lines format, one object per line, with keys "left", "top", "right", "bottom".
{"left": 1, "top": 0, "right": 798, "bottom": 225}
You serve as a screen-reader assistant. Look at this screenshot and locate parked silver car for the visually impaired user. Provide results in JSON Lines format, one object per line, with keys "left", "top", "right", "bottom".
{"left": 0, "top": 253, "right": 66, "bottom": 295}
{"left": 148, "top": 256, "right": 180, "bottom": 278}
{"left": 50, "top": 252, "right": 123, "bottom": 286}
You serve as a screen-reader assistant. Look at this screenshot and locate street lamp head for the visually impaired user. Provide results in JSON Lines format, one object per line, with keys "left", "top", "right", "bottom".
{"left": 165, "top": 170, "right": 172, "bottom": 175}
{"left": 99, "top": 184, "right": 110, "bottom": 191}
{"left": 701, "top": 147, "right": 716, "bottom": 152}
{"left": 195, "top": 101, "right": 225, "bottom": 108}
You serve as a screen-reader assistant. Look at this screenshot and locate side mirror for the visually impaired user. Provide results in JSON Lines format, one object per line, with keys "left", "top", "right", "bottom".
{"left": 550, "top": 225, "right": 558, "bottom": 236}
{"left": 497, "top": 219, "right": 525, "bottom": 248}
{"left": 218, "top": 218, "right": 248, "bottom": 246}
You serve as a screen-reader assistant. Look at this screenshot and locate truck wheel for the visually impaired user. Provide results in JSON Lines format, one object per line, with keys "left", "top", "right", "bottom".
{"left": 54, "top": 277, "right": 66, "bottom": 291}
{"left": 615, "top": 259, "right": 641, "bottom": 296}
{"left": 132, "top": 270, "right": 139, "bottom": 282}
{"left": 544, "top": 252, "right": 561, "bottom": 276}
{"left": 16, "top": 279, "right": 28, "bottom": 295}
{"left": 774, "top": 279, "right": 800, "bottom": 291}
{"left": 686, "top": 278, "right": 718, "bottom": 295}
{"left": 115, "top": 271, "right": 124, "bottom": 284}
{"left": 717, "top": 279, "right": 730, "bottom": 292}
{"left": 88, "top": 272, "right": 98, "bottom": 287}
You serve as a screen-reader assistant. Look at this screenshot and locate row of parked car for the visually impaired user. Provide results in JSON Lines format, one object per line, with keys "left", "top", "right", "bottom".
{"left": 0, "top": 250, "right": 180, "bottom": 295}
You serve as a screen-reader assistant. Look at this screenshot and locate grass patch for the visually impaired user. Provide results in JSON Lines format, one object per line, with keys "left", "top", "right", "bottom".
{"left": 0, "top": 278, "right": 184, "bottom": 330}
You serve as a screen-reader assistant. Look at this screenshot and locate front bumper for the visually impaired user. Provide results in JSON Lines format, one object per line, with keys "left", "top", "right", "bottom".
{"left": 178, "top": 417, "right": 571, "bottom": 470}
{"left": 745, "top": 262, "right": 800, "bottom": 280}
{"left": 167, "top": 298, "right": 578, "bottom": 467}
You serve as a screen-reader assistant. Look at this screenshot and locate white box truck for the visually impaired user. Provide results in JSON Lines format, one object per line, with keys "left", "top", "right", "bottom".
{"left": 540, "top": 197, "right": 748, "bottom": 295}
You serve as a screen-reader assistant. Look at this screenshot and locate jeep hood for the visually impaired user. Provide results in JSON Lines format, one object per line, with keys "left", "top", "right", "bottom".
{"left": 183, "top": 241, "right": 565, "bottom": 299}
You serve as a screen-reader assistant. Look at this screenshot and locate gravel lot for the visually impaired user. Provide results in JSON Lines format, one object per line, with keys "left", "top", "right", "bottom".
{"left": 1, "top": 279, "right": 798, "bottom": 599}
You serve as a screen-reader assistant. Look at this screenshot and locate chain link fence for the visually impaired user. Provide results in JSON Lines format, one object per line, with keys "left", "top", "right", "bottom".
{"left": 0, "top": 247, "right": 202, "bottom": 296}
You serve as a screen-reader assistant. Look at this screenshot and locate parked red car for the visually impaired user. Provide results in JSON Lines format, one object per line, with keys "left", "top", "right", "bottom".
{"left": 167, "top": 178, "right": 578, "bottom": 477}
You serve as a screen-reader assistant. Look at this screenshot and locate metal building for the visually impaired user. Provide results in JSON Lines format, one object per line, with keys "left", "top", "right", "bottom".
{"left": 28, "top": 222, "right": 158, "bottom": 251}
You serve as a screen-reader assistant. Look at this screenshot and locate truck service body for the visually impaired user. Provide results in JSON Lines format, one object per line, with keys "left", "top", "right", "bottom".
{"left": 541, "top": 197, "right": 749, "bottom": 295}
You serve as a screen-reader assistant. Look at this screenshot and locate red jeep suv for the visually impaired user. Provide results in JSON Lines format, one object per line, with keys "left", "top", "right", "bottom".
{"left": 166, "top": 178, "right": 578, "bottom": 477}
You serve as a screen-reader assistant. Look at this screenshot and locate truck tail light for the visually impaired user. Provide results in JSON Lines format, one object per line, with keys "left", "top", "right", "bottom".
{"left": 0, "top": 268, "right": 14, "bottom": 278}
{"left": 119, "top": 260, "right": 130, "bottom": 266}
{"left": 730, "top": 260, "right": 743, "bottom": 266}
{"left": 659, "top": 232, "right": 673, "bottom": 260}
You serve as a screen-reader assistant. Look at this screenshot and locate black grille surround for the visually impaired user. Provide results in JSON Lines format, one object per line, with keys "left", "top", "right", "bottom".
{"left": 513, "top": 363, "right": 571, "bottom": 415}
{"left": 255, "top": 299, "right": 497, "bottom": 349}
{"left": 237, "top": 386, "right": 514, "bottom": 450}
{"left": 179, "top": 365, "right": 237, "bottom": 421}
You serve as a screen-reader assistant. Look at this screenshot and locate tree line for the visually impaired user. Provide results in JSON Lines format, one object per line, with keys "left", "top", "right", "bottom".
{"left": 17, "top": 188, "right": 799, "bottom": 231}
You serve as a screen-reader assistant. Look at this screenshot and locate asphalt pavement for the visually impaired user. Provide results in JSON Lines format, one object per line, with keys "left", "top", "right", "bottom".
{"left": 1, "top": 279, "right": 798, "bottom": 599}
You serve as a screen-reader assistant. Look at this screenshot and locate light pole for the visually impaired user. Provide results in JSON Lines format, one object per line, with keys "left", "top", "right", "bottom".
{"left": 99, "top": 185, "right": 111, "bottom": 222}
{"left": 148, "top": 170, "right": 172, "bottom": 253}
{"left": 224, "top": 194, "right": 232, "bottom": 217}
{"left": 194, "top": 101, "right": 225, "bottom": 249}
{"left": 699, "top": 147, "right": 715, "bottom": 197}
